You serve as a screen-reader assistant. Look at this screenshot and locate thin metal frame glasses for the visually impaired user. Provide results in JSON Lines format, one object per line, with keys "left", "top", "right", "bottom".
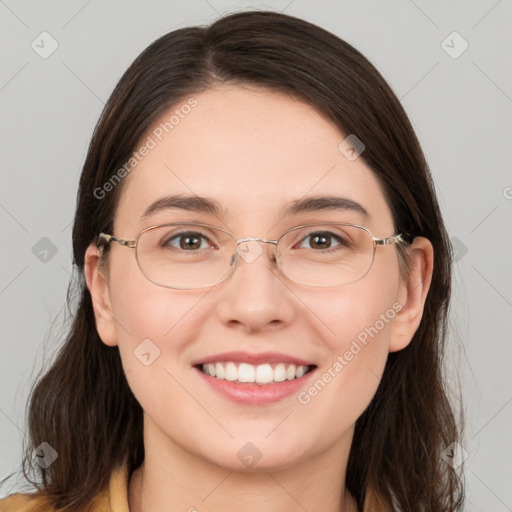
{"left": 97, "top": 222, "right": 406, "bottom": 290}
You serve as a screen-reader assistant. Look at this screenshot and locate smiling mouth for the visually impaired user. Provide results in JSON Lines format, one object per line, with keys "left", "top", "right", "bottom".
{"left": 195, "top": 361, "right": 316, "bottom": 385}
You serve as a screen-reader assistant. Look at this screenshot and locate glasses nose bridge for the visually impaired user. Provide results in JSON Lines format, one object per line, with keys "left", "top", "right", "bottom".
{"left": 232, "top": 236, "right": 280, "bottom": 269}
{"left": 236, "top": 236, "right": 278, "bottom": 246}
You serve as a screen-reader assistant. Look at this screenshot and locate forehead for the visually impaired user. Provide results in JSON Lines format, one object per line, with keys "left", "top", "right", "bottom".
{"left": 115, "top": 85, "right": 393, "bottom": 235}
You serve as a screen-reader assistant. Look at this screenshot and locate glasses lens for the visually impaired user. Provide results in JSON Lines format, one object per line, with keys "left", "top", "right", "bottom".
{"left": 136, "top": 224, "right": 236, "bottom": 289}
{"left": 135, "top": 223, "right": 376, "bottom": 289}
{"left": 277, "top": 224, "right": 375, "bottom": 286}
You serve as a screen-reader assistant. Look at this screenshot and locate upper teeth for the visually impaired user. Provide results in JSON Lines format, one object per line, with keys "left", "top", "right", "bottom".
{"left": 201, "top": 362, "right": 310, "bottom": 384}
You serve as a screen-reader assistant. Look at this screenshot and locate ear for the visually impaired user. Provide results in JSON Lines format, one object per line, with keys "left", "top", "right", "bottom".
{"left": 84, "top": 242, "right": 118, "bottom": 347}
{"left": 389, "top": 236, "right": 434, "bottom": 353}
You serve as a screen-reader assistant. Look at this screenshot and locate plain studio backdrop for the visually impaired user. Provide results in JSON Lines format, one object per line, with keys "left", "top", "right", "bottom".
{"left": 0, "top": 1, "right": 511, "bottom": 509}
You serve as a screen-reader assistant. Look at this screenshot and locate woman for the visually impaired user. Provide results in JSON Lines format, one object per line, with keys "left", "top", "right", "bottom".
{"left": 0, "top": 10, "right": 464, "bottom": 512}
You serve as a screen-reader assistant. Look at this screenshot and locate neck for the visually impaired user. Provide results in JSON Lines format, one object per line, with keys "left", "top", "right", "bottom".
{"left": 128, "top": 415, "right": 358, "bottom": 512}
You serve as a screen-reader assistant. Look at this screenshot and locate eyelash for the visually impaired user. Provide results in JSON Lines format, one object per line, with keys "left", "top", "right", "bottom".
{"left": 163, "top": 230, "right": 347, "bottom": 251}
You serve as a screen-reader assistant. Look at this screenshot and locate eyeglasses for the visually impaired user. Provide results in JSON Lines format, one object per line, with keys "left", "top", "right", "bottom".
{"left": 97, "top": 222, "right": 406, "bottom": 289}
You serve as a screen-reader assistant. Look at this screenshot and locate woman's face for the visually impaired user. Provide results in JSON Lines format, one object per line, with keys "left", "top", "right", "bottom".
{"left": 87, "top": 84, "right": 425, "bottom": 472}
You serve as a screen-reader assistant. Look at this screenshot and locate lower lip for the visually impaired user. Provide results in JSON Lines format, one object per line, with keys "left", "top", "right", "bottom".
{"left": 194, "top": 366, "right": 317, "bottom": 405}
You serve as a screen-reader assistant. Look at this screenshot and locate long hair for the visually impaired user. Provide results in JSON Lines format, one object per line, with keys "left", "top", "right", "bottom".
{"left": 9, "top": 10, "right": 464, "bottom": 511}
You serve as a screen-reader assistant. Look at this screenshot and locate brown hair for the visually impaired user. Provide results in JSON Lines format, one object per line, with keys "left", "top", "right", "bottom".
{"left": 6, "top": 10, "right": 464, "bottom": 511}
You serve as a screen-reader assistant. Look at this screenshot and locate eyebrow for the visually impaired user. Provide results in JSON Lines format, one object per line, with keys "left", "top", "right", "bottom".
{"left": 140, "top": 194, "right": 370, "bottom": 222}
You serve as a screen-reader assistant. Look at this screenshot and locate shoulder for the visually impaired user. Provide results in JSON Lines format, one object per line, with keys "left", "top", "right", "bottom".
{"left": 0, "top": 492, "right": 51, "bottom": 512}
{"left": 0, "top": 463, "right": 130, "bottom": 512}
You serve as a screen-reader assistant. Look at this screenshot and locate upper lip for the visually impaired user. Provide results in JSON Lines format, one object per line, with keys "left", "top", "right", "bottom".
{"left": 191, "top": 351, "right": 316, "bottom": 367}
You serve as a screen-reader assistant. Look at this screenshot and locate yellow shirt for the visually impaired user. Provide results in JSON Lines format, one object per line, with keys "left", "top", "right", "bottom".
{"left": 0, "top": 464, "right": 130, "bottom": 512}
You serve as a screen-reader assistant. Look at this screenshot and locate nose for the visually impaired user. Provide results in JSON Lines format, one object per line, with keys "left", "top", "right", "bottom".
{"left": 215, "top": 239, "right": 296, "bottom": 333}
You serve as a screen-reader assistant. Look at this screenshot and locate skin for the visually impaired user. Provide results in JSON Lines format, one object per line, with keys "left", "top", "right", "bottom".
{"left": 85, "top": 84, "right": 433, "bottom": 512}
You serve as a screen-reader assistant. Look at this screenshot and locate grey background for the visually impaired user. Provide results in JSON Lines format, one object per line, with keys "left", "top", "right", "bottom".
{"left": 1, "top": 0, "right": 511, "bottom": 509}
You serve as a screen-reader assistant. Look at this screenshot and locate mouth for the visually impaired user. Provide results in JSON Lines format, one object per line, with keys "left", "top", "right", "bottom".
{"left": 194, "top": 362, "right": 317, "bottom": 385}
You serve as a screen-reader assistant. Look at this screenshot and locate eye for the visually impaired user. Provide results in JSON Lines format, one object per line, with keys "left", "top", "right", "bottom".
{"left": 164, "top": 230, "right": 213, "bottom": 251}
{"left": 297, "top": 231, "right": 348, "bottom": 251}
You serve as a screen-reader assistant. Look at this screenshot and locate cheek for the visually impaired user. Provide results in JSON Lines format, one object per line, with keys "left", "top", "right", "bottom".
{"left": 108, "top": 281, "right": 202, "bottom": 419}
{"left": 107, "top": 260, "right": 201, "bottom": 375}
{"left": 300, "top": 274, "right": 399, "bottom": 417}
{"left": 108, "top": 249, "right": 201, "bottom": 342}
{"left": 311, "top": 266, "right": 400, "bottom": 354}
